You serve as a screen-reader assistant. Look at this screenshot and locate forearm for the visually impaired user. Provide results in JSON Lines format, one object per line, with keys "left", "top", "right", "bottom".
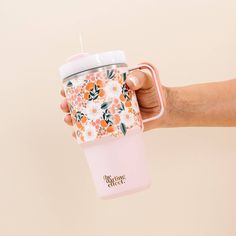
{"left": 156, "top": 79, "right": 236, "bottom": 128}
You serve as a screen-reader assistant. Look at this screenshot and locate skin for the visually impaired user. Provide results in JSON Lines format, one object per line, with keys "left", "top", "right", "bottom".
{"left": 60, "top": 71, "right": 236, "bottom": 138}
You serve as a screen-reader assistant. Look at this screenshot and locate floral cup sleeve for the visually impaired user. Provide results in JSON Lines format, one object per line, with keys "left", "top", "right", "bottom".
{"left": 63, "top": 67, "right": 143, "bottom": 144}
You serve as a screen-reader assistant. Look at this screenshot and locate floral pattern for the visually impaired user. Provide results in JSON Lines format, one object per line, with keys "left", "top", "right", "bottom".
{"left": 63, "top": 67, "right": 143, "bottom": 143}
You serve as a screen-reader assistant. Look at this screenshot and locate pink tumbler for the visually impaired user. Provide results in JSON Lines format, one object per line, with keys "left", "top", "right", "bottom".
{"left": 59, "top": 50, "right": 164, "bottom": 199}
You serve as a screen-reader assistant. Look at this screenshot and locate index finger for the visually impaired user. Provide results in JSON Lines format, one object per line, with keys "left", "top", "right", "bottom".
{"left": 126, "top": 70, "right": 153, "bottom": 91}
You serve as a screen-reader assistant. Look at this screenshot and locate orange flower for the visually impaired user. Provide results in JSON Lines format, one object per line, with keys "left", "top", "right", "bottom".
{"left": 81, "top": 116, "right": 87, "bottom": 123}
{"left": 86, "top": 82, "right": 95, "bottom": 90}
{"left": 97, "top": 79, "right": 103, "bottom": 87}
{"left": 80, "top": 136, "right": 85, "bottom": 142}
{"left": 114, "top": 114, "right": 120, "bottom": 124}
{"left": 125, "top": 101, "right": 132, "bottom": 107}
{"left": 107, "top": 125, "right": 114, "bottom": 133}
{"left": 99, "top": 89, "right": 105, "bottom": 97}
{"left": 119, "top": 94, "right": 126, "bottom": 101}
{"left": 84, "top": 92, "right": 90, "bottom": 100}
{"left": 76, "top": 121, "right": 83, "bottom": 130}
{"left": 118, "top": 78, "right": 123, "bottom": 84}
{"left": 128, "top": 108, "right": 133, "bottom": 113}
{"left": 101, "top": 120, "right": 108, "bottom": 128}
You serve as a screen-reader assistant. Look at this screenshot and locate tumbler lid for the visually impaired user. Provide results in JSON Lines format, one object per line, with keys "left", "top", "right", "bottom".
{"left": 59, "top": 50, "right": 127, "bottom": 80}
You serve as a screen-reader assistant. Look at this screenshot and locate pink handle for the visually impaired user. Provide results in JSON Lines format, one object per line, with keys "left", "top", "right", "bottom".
{"left": 129, "top": 62, "right": 165, "bottom": 123}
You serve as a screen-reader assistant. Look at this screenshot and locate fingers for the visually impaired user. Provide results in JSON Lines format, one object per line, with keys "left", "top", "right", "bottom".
{"left": 64, "top": 114, "right": 73, "bottom": 126}
{"left": 60, "top": 89, "right": 73, "bottom": 126}
{"left": 60, "top": 89, "right": 65, "bottom": 97}
{"left": 60, "top": 89, "right": 75, "bottom": 139}
{"left": 126, "top": 70, "right": 153, "bottom": 91}
{"left": 60, "top": 99, "right": 70, "bottom": 113}
{"left": 60, "top": 89, "right": 70, "bottom": 113}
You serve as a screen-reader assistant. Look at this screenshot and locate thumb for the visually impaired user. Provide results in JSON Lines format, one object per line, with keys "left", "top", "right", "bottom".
{"left": 126, "top": 70, "right": 153, "bottom": 91}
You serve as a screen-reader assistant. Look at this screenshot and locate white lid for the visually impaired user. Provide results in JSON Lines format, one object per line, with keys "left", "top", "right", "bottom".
{"left": 59, "top": 50, "right": 127, "bottom": 80}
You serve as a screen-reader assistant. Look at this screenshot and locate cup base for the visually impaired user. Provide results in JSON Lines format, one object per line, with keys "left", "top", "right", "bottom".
{"left": 81, "top": 128, "right": 151, "bottom": 199}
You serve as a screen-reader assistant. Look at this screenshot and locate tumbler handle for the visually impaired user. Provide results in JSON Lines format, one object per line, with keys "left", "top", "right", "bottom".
{"left": 129, "top": 62, "right": 165, "bottom": 123}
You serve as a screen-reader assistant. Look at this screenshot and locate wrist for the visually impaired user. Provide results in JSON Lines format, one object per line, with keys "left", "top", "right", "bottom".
{"left": 145, "top": 86, "right": 192, "bottom": 130}
{"left": 157, "top": 86, "right": 180, "bottom": 128}
{"left": 164, "top": 85, "right": 204, "bottom": 127}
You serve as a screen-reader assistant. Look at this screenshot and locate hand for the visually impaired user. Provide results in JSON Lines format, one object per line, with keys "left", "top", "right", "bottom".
{"left": 60, "top": 70, "right": 170, "bottom": 138}
{"left": 125, "top": 70, "right": 169, "bottom": 130}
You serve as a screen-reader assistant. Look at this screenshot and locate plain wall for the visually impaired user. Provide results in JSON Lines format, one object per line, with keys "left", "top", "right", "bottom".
{"left": 0, "top": 0, "right": 236, "bottom": 236}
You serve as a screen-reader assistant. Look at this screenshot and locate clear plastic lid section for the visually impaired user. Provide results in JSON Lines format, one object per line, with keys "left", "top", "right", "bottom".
{"left": 59, "top": 50, "right": 127, "bottom": 80}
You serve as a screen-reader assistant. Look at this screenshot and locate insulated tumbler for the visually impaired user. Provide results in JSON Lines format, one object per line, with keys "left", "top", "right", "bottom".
{"left": 59, "top": 50, "right": 164, "bottom": 199}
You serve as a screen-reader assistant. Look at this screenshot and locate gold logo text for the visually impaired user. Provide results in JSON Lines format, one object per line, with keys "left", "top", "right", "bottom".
{"left": 103, "top": 175, "right": 126, "bottom": 188}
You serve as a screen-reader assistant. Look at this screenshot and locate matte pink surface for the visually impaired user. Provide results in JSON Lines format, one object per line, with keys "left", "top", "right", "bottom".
{"left": 82, "top": 129, "right": 151, "bottom": 199}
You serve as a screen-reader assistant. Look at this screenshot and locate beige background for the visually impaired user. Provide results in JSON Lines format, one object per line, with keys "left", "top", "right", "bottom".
{"left": 0, "top": 0, "right": 236, "bottom": 235}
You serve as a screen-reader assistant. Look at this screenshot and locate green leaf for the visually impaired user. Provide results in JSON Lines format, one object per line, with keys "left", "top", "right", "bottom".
{"left": 101, "top": 101, "right": 112, "bottom": 110}
{"left": 107, "top": 69, "right": 115, "bottom": 79}
{"left": 94, "top": 84, "right": 99, "bottom": 93}
{"left": 122, "top": 72, "right": 127, "bottom": 81}
{"left": 75, "top": 111, "right": 84, "bottom": 121}
{"left": 122, "top": 84, "right": 129, "bottom": 99}
{"left": 89, "top": 86, "right": 99, "bottom": 100}
{"left": 107, "top": 119, "right": 113, "bottom": 125}
{"left": 121, "top": 102, "right": 125, "bottom": 110}
{"left": 118, "top": 102, "right": 125, "bottom": 113}
{"left": 103, "top": 109, "right": 113, "bottom": 124}
{"left": 120, "top": 123, "right": 127, "bottom": 135}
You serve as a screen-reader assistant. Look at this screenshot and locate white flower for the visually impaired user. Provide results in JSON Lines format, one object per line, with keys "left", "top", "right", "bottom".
{"left": 72, "top": 75, "right": 85, "bottom": 87}
{"left": 84, "top": 124, "right": 97, "bottom": 142}
{"left": 105, "top": 80, "right": 122, "bottom": 99}
{"left": 120, "top": 110, "right": 134, "bottom": 127}
{"left": 85, "top": 102, "right": 103, "bottom": 121}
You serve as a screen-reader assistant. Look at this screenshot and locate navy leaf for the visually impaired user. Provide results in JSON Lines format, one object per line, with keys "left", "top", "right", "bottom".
{"left": 101, "top": 101, "right": 112, "bottom": 110}
{"left": 120, "top": 123, "right": 127, "bottom": 135}
{"left": 107, "top": 69, "right": 115, "bottom": 79}
{"left": 75, "top": 111, "right": 84, "bottom": 121}
{"left": 102, "top": 109, "right": 113, "bottom": 124}
{"left": 121, "top": 102, "right": 125, "bottom": 110}
{"left": 101, "top": 102, "right": 108, "bottom": 110}
{"left": 66, "top": 81, "right": 73, "bottom": 87}
{"left": 89, "top": 86, "right": 99, "bottom": 100}
{"left": 118, "top": 103, "right": 125, "bottom": 113}
{"left": 122, "top": 72, "right": 127, "bottom": 81}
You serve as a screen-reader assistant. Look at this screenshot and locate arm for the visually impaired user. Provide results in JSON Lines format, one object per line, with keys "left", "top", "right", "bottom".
{"left": 147, "top": 79, "right": 236, "bottom": 130}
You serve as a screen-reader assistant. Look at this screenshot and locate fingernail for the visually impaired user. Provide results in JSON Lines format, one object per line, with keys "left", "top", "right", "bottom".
{"left": 129, "top": 76, "right": 139, "bottom": 87}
